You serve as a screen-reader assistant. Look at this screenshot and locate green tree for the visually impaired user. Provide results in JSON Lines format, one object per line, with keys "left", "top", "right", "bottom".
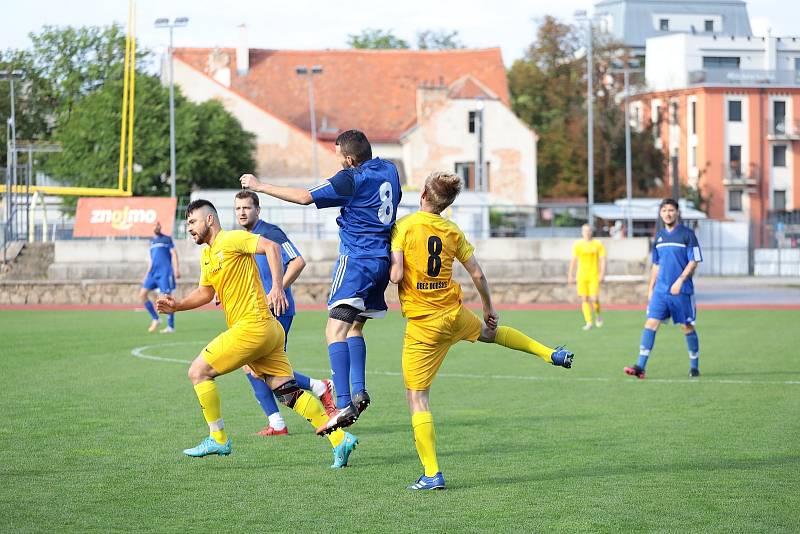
{"left": 45, "top": 74, "right": 255, "bottom": 198}
{"left": 416, "top": 29, "right": 464, "bottom": 50}
{"left": 347, "top": 28, "right": 410, "bottom": 49}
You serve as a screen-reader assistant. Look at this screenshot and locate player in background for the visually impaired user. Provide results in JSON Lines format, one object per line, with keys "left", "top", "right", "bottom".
{"left": 233, "top": 190, "right": 336, "bottom": 436}
{"left": 240, "top": 129, "right": 401, "bottom": 435}
{"left": 389, "top": 171, "right": 574, "bottom": 490}
{"left": 140, "top": 221, "right": 180, "bottom": 333}
{"left": 568, "top": 224, "right": 606, "bottom": 330}
{"left": 624, "top": 198, "right": 703, "bottom": 379}
{"left": 156, "top": 200, "right": 357, "bottom": 468}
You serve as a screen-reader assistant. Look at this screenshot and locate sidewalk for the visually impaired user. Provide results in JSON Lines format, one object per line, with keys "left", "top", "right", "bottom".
{"left": 695, "top": 276, "right": 800, "bottom": 305}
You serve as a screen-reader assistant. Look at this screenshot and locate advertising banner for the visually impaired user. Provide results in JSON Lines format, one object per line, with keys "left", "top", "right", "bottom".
{"left": 74, "top": 197, "right": 177, "bottom": 237}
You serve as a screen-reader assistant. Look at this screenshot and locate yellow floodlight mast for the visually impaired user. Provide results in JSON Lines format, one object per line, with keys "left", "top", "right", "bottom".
{"left": 0, "top": 0, "right": 136, "bottom": 197}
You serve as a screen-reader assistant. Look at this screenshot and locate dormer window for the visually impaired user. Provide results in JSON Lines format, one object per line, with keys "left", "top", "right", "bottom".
{"left": 660, "top": 18, "right": 669, "bottom": 31}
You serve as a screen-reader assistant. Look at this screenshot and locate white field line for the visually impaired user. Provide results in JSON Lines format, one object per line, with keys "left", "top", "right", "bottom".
{"left": 131, "top": 342, "right": 800, "bottom": 386}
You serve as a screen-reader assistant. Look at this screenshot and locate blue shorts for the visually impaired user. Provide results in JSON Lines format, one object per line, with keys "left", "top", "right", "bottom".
{"left": 327, "top": 255, "right": 389, "bottom": 318}
{"left": 276, "top": 314, "right": 293, "bottom": 351}
{"left": 142, "top": 271, "right": 175, "bottom": 294}
{"left": 647, "top": 292, "right": 696, "bottom": 325}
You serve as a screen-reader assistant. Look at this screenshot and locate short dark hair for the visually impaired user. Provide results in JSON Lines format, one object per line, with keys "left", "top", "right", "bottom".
{"left": 660, "top": 198, "right": 679, "bottom": 210}
{"left": 335, "top": 129, "right": 372, "bottom": 165}
{"left": 235, "top": 190, "right": 260, "bottom": 208}
{"left": 186, "top": 199, "right": 217, "bottom": 219}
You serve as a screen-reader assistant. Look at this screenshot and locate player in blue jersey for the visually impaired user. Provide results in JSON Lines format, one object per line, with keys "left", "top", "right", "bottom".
{"left": 624, "top": 198, "right": 703, "bottom": 379}
{"left": 233, "top": 190, "right": 337, "bottom": 436}
{"left": 240, "top": 129, "right": 402, "bottom": 434}
{"left": 140, "top": 221, "right": 180, "bottom": 333}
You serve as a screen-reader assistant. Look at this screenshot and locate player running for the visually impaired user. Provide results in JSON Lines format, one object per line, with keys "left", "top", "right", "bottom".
{"left": 140, "top": 221, "right": 180, "bottom": 333}
{"left": 389, "top": 171, "right": 574, "bottom": 490}
{"left": 568, "top": 224, "right": 606, "bottom": 330}
{"left": 233, "top": 190, "right": 337, "bottom": 436}
{"left": 240, "top": 129, "right": 401, "bottom": 434}
{"left": 156, "top": 200, "right": 357, "bottom": 468}
{"left": 624, "top": 198, "right": 703, "bottom": 379}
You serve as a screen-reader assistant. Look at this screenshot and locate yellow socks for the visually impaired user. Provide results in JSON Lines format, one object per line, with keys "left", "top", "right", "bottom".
{"left": 494, "top": 325, "right": 554, "bottom": 363}
{"left": 292, "top": 391, "right": 346, "bottom": 448}
{"left": 594, "top": 300, "right": 601, "bottom": 314}
{"left": 412, "top": 411, "right": 439, "bottom": 477}
{"left": 581, "top": 302, "right": 593, "bottom": 325}
{"left": 194, "top": 380, "right": 228, "bottom": 444}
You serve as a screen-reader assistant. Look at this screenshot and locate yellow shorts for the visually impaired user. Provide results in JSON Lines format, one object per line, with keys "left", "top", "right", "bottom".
{"left": 576, "top": 276, "right": 600, "bottom": 297}
{"left": 402, "top": 305, "right": 482, "bottom": 391}
{"left": 201, "top": 319, "right": 293, "bottom": 379}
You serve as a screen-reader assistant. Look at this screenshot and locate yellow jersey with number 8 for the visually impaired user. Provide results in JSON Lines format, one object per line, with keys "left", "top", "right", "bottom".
{"left": 391, "top": 211, "right": 475, "bottom": 319}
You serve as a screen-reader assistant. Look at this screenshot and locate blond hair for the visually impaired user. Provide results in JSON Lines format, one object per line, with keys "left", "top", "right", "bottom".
{"left": 424, "top": 171, "right": 463, "bottom": 213}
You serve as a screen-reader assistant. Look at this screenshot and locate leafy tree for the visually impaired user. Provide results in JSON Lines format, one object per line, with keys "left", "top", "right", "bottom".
{"left": 416, "top": 29, "right": 464, "bottom": 50}
{"left": 347, "top": 29, "right": 409, "bottom": 49}
{"left": 44, "top": 74, "right": 255, "bottom": 198}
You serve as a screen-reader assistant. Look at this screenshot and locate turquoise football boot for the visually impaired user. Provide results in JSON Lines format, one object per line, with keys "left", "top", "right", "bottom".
{"left": 183, "top": 436, "right": 232, "bottom": 457}
{"left": 330, "top": 432, "right": 358, "bottom": 469}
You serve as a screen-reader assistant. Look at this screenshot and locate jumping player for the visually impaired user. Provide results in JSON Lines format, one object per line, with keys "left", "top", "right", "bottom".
{"left": 568, "top": 224, "right": 606, "bottom": 330}
{"left": 140, "top": 221, "right": 179, "bottom": 333}
{"left": 156, "top": 200, "right": 357, "bottom": 468}
{"left": 240, "top": 129, "right": 401, "bottom": 434}
{"left": 233, "top": 190, "right": 336, "bottom": 436}
{"left": 624, "top": 198, "right": 703, "bottom": 379}
{"left": 390, "top": 171, "right": 574, "bottom": 490}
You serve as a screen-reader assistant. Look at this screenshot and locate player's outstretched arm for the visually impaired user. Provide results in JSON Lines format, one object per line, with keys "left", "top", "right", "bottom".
{"left": 240, "top": 174, "right": 312, "bottom": 205}
{"left": 461, "top": 255, "right": 498, "bottom": 330}
{"left": 389, "top": 251, "right": 404, "bottom": 284}
{"left": 255, "top": 236, "right": 289, "bottom": 316}
{"left": 156, "top": 285, "right": 215, "bottom": 314}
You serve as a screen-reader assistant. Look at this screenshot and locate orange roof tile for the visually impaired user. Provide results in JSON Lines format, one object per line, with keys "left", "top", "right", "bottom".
{"left": 173, "top": 47, "right": 510, "bottom": 143}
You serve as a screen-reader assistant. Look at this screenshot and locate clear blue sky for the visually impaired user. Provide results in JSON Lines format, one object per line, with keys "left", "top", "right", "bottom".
{"left": 1, "top": 0, "right": 796, "bottom": 68}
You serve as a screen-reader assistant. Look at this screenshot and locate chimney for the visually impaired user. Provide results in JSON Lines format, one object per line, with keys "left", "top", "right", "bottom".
{"left": 237, "top": 24, "right": 249, "bottom": 76}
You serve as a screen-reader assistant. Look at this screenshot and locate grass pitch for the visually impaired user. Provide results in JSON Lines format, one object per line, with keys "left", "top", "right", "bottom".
{"left": 2, "top": 308, "right": 799, "bottom": 533}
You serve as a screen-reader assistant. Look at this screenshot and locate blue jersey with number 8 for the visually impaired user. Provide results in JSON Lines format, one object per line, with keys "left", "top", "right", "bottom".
{"left": 309, "top": 157, "right": 402, "bottom": 258}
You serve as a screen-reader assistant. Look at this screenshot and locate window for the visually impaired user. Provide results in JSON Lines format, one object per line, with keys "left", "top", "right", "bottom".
{"left": 703, "top": 56, "right": 741, "bottom": 69}
{"left": 691, "top": 101, "right": 696, "bottom": 134}
{"left": 691, "top": 146, "right": 697, "bottom": 168}
{"left": 774, "top": 190, "right": 787, "bottom": 211}
{"left": 704, "top": 19, "right": 714, "bottom": 32}
{"left": 454, "top": 161, "right": 490, "bottom": 192}
{"left": 659, "top": 18, "right": 669, "bottom": 31}
{"left": 774, "top": 101, "right": 786, "bottom": 133}
{"left": 468, "top": 111, "right": 476, "bottom": 134}
{"left": 729, "top": 190, "right": 743, "bottom": 212}
{"left": 670, "top": 101, "right": 678, "bottom": 124}
{"left": 773, "top": 145, "right": 787, "bottom": 167}
{"left": 729, "top": 145, "right": 742, "bottom": 175}
{"left": 728, "top": 100, "right": 742, "bottom": 122}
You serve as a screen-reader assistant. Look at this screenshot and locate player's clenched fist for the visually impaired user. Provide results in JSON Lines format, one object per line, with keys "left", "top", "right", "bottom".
{"left": 156, "top": 295, "right": 177, "bottom": 314}
{"left": 239, "top": 173, "right": 261, "bottom": 191}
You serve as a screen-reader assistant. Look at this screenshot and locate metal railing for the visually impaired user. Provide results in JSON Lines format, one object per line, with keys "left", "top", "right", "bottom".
{"left": 722, "top": 162, "right": 759, "bottom": 188}
{"left": 766, "top": 119, "right": 800, "bottom": 139}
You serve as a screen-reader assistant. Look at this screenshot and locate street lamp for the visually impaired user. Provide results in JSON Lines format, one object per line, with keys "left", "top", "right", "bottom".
{"left": 574, "top": 10, "right": 595, "bottom": 227}
{"left": 296, "top": 65, "right": 323, "bottom": 181}
{"left": 474, "top": 98, "right": 485, "bottom": 192}
{"left": 155, "top": 16, "right": 189, "bottom": 199}
{"left": 609, "top": 59, "right": 643, "bottom": 237}
{"left": 1, "top": 69, "right": 23, "bottom": 243}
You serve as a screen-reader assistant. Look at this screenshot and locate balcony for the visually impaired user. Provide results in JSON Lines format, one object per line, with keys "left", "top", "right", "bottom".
{"left": 766, "top": 119, "right": 800, "bottom": 141}
{"left": 722, "top": 162, "right": 759, "bottom": 189}
{"left": 689, "top": 69, "right": 800, "bottom": 87}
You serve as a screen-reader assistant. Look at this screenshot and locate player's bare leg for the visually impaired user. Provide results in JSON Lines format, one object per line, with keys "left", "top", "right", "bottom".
{"left": 140, "top": 287, "right": 160, "bottom": 332}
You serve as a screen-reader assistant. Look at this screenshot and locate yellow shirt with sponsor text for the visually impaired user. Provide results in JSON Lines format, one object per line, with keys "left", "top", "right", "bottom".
{"left": 391, "top": 211, "right": 475, "bottom": 319}
{"left": 572, "top": 238, "right": 606, "bottom": 280}
{"left": 199, "top": 229, "right": 272, "bottom": 327}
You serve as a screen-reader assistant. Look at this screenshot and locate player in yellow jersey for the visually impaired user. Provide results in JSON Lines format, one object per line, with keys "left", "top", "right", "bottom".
{"left": 568, "top": 224, "right": 606, "bottom": 330}
{"left": 155, "top": 200, "right": 357, "bottom": 468}
{"left": 389, "top": 172, "right": 574, "bottom": 490}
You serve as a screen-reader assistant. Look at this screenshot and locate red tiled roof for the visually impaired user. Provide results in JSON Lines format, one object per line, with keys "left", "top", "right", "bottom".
{"left": 173, "top": 47, "right": 510, "bottom": 143}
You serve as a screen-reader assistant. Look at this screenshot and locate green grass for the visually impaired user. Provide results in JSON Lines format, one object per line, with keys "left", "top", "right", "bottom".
{"left": 2, "top": 308, "right": 800, "bottom": 533}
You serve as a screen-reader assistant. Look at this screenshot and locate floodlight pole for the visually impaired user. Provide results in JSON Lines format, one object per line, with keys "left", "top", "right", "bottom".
{"left": 296, "top": 66, "right": 323, "bottom": 181}
{"left": 575, "top": 11, "right": 595, "bottom": 227}
{"left": 1, "top": 70, "right": 22, "bottom": 245}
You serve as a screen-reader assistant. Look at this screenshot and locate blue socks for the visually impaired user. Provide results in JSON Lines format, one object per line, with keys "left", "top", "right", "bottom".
{"left": 144, "top": 300, "right": 158, "bottom": 321}
{"left": 348, "top": 336, "right": 367, "bottom": 395}
{"left": 247, "top": 372, "right": 280, "bottom": 417}
{"left": 293, "top": 371, "right": 312, "bottom": 391}
{"left": 686, "top": 330, "right": 700, "bottom": 370}
{"left": 167, "top": 313, "right": 175, "bottom": 329}
{"left": 328, "top": 342, "right": 351, "bottom": 408}
{"left": 638, "top": 328, "right": 657, "bottom": 370}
